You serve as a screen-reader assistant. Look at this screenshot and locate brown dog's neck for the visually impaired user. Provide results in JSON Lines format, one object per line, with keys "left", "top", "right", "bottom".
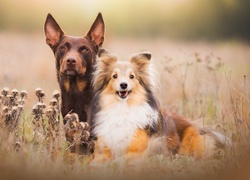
{"left": 59, "top": 75, "right": 90, "bottom": 93}
{"left": 58, "top": 75, "right": 92, "bottom": 123}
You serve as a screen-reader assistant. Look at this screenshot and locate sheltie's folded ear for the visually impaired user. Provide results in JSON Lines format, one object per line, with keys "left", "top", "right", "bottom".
{"left": 130, "top": 52, "right": 158, "bottom": 91}
{"left": 130, "top": 52, "right": 151, "bottom": 71}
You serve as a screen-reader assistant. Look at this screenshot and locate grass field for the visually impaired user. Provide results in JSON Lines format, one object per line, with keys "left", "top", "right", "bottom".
{"left": 0, "top": 32, "right": 250, "bottom": 179}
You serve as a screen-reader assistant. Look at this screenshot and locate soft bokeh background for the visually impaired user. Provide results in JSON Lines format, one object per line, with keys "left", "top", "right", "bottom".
{"left": 1, "top": 0, "right": 250, "bottom": 40}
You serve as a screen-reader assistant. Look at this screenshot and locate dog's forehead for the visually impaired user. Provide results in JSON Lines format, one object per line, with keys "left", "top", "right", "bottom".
{"left": 114, "top": 61, "right": 133, "bottom": 74}
{"left": 61, "top": 36, "right": 93, "bottom": 47}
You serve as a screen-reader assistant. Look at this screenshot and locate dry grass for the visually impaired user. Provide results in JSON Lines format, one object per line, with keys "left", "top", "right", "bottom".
{"left": 0, "top": 33, "right": 250, "bottom": 179}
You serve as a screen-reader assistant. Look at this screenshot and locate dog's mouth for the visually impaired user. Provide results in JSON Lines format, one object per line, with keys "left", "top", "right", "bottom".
{"left": 64, "top": 70, "right": 77, "bottom": 76}
{"left": 63, "top": 70, "right": 85, "bottom": 77}
{"left": 116, "top": 90, "right": 131, "bottom": 99}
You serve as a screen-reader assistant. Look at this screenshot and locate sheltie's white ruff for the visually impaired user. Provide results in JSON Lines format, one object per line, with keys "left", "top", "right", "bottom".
{"left": 93, "top": 101, "right": 158, "bottom": 159}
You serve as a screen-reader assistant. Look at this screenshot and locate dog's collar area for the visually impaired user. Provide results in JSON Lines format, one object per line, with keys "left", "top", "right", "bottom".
{"left": 116, "top": 90, "right": 131, "bottom": 99}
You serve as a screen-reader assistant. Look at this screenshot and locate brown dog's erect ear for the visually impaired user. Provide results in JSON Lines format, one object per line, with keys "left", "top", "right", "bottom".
{"left": 86, "top": 13, "right": 105, "bottom": 49}
{"left": 44, "top": 13, "right": 64, "bottom": 49}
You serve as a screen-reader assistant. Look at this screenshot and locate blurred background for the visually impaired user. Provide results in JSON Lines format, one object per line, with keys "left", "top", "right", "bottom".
{"left": 0, "top": 0, "right": 249, "bottom": 114}
{"left": 1, "top": 0, "right": 250, "bottom": 41}
{"left": 0, "top": 0, "right": 250, "bottom": 41}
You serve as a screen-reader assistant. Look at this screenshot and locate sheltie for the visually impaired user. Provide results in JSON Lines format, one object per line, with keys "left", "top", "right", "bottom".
{"left": 90, "top": 49, "right": 229, "bottom": 165}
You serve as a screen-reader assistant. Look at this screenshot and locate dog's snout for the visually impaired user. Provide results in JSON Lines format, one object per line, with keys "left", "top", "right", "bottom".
{"left": 66, "top": 58, "right": 76, "bottom": 65}
{"left": 120, "top": 83, "right": 128, "bottom": 90}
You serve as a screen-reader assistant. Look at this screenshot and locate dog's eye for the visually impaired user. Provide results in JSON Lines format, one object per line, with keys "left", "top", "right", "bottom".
{"left": 60, "top": 45, "right": 67, "bottom": 51}
{"left": 80, "top": 46, "right": 89, "bottom": 53}
{"left": 113, "top": 74, "right": 118, "bottom": 79}
{"left": 129, "top": 75, "right": 134, "bottom": 79}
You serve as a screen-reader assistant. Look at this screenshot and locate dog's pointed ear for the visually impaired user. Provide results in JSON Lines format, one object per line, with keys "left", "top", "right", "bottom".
{"left": 44, "top": 13, "right": 64, "bottom": 49}
{"left": 130, "top": 52, "right": 151, "bottom": 69}
{"left": 86, "top": 13, "right": 105, "bottom": 49}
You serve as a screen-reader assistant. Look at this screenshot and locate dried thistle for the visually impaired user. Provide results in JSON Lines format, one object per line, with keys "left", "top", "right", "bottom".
{"left": 35, "top": 88, "right": 45, "bottom": 103}
{"left": 64, "top": 113, "right": 92, "bottom": 153}
{"left": 0, "top": 88, "right": 26, "bottom": 152}
{"left": 32, "top": 101, "right": 47, "bottom": 138}
{"left": 20, "top": 90, "right": 28, "bottom": 100}
{"left": 52, "top": 90, "right": 61, "bottom": 124}
{"left": 53, "top": 90, "right": 60, "bottom": 100}
{"left": 11, "top": 89, "right": 19, "bottom": 98}
{"left": 1, "top": 87, "right": 9, "bottom": 97}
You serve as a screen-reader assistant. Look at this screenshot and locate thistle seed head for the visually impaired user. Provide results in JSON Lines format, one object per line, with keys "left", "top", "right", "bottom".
{"left": 32, "top": 105, "right": 39, "bottom": 114}
{"left": 79, "top": 122, "right": 86, "bottom": 130}
{"left": 11, "top": 106, "right": 18, "bottom": 113}
{"left": 35, "top": 88, "right": 42, "bottom": 96}
{"left": 1, "top": 87, "right": 10, "bottom": 96}
{"left": 36, "top": 102, "right": 44, "bottom": 109}
{"left": 40, "top": 91, "right": 45, "bottom": 98}
{"left": 11, "top": 89, "right": 19, "bottom": 97}
{"left": 17, "top": 105, "right": 24, "bottom": 111}
{"left": 64, "top": 113, "right": 79, "bottom": 123}
{"left": 45, "top": 107, "right": 54, "bottom": 117}
{"left": 49, "top": 98, "right": 57, "bottom": 106}
{"left": 83, "top": 122, "right": 89, "bottom": 130}
{"left": 52, "top": 90, "right": 60, "bottom": 100}
{"left": 2, "top": 106, "right": 9, "bottom": 114}
{"left": 81, "top": 130, "right": 90, "bottom": 142}
{"left": 20, "top": 90, "right": 28, "bottom": 99}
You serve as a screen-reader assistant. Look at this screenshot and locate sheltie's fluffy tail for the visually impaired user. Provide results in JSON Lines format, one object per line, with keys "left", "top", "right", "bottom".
{"left": 200, "top": 128, "right": 232, "bottom": 158}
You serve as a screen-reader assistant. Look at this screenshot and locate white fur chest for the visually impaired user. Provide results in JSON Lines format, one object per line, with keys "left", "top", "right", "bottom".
{"left": 93, "top": 101, "right": 158, "bottom": 158}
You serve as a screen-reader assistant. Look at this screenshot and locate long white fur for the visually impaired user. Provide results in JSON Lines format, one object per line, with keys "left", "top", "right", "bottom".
{"left": 93, "top": 101, "right": 159, "bottom": 159}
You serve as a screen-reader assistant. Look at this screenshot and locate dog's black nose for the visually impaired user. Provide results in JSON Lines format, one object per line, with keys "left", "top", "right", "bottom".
{"left": 66, "top": 58, "right": 76, "bottom": 65}
{"left": 120, "top": 83, "right": 128, "bottom": 89}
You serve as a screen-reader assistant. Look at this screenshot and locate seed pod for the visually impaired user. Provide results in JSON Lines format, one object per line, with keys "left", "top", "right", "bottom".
{"left": 36, "top": 102, "right": 44, "bottom": 109}
{"left": 1, "top": 87, "right": 10, "bottom": 96}
{"left": 79, "top": 122, "right": 86, "bottom": 130}
{"left": 40, "top": 91, "right": 45, "bottom": 99}
{"left": 20, "top": 90, "right": 28, "bottom": 99}
{"left": 83, "top": 122, "right": 89, "bottom": 130}
{"left": 17, "top": 105, "right": 24, "bottom": 111}
{"left": 32, "top": 105, "right": 39, "bottom": 114}
{"left": 49, "top": 98, "right": 57, "bottom": 106}
{"left": 81, "top": 130, "right": 90, "bottom": 142}
{"left": 11, "top": 89, "right": 19, "bottom": 97}
{"left": 2, "top": 106, "right": 9, "bottom": 114}
{"left": 35, "top": 88, "right": 42, "bottom": 96}
{"left": 52, "top": 90, "right": 60, "bottom": 100}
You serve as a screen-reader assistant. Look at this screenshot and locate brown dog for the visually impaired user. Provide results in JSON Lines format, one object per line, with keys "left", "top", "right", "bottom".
{"left": 44, "top": 13, "right": 104, "bottom": 153}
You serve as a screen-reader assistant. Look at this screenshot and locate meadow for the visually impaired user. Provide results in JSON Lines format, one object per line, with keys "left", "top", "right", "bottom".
{"left": 0, "top": 32, "right": 250, "bottom": 179}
